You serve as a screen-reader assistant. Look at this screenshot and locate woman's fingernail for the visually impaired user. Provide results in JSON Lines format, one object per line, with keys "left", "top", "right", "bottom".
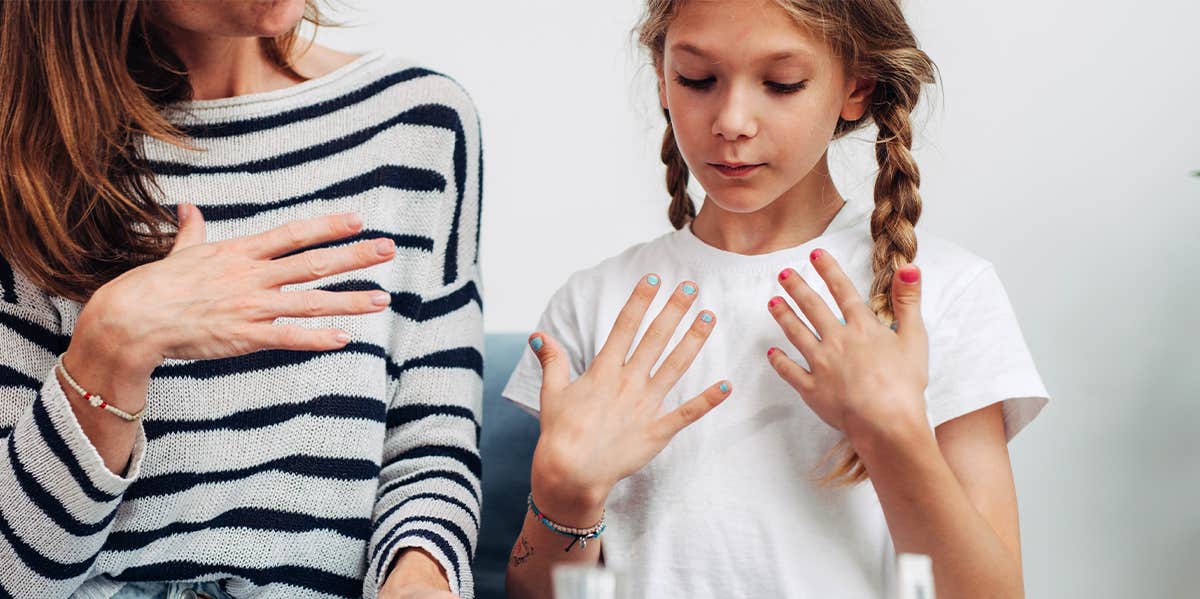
{"left": 345, "top": 213, "right": 362, "bottom": 229}
{"left": 682, "top": 283, "right": 697, "bottom": 295}
{"left": 768, "top": 296, "right": 782, "bottom": 308}
{"left": 767, "top": 347, "right": 777, "bottom": 357}
{"left": 778, "top": 269, "right": 791, "bottom": 281}
{"left": 375, "top": 239, "right": 395, "bottom": 255}
{"left": 900, "top": 267, "right": 920, "bottom": 284}
{"left": 719, "top": 382, "right": 730, "bottom": 394}
{"left": 335, "top": 332, "right": 351, "bottom": 344}
{"left": 810, "top": 249, "right": 824, "bottom": 261}
{"left": 529, "top": 336, "right": 544, "bottom": 352}
{"left": 700, "top": 312, "right": 714, "bottom": 323}
{"left": 646, "top": 274, "right": 660, "bottom": 286}
{"left": 177, "top": 204, "right": 190, "bottom": 224}
{"left": 372, "top": 292, "right": 391, "bottom": 306}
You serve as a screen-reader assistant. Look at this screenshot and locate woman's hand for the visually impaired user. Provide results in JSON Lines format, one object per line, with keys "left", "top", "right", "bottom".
{"left": 765, "top": 249, "right": 929, "bottom": 445}
{"left": 527, "top": 276, "right": 731, "bottom": 526}
{"left": 67, "top": 204, "right": 396, "bottom": 404}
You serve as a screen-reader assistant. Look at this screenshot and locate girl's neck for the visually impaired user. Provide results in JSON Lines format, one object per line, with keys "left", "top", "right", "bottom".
{"left": 689, "top": 154, "right": 846, "bottom": 255}
{"left": 158, "top": 29, "right": 301, "bottom": 101}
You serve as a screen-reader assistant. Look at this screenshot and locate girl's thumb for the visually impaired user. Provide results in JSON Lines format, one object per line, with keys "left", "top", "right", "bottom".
{"left": 528, "top": 332, "right": 569, "bottom": 394}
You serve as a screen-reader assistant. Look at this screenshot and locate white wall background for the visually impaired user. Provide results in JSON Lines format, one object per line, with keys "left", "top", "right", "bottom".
{"left": 318, "top": 2, "right": 1200, "bottom": 597}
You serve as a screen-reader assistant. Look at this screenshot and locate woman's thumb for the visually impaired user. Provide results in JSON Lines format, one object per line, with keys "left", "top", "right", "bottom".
{"left": 528, "top": 332, "right": 569, "bottom": 394}
{"left": 170, "top": 203, "right": 207, "bottom": 255}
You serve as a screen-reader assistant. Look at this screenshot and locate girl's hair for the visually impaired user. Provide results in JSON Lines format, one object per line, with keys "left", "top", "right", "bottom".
{"left": 639, "top": 0, "right": 936, "bottom": 485}
{"left": 0, "top": 0, "right": 322, "bottom": 303}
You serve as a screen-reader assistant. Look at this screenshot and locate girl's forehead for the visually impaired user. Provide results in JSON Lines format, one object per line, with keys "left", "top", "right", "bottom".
{"left": 665, "top": 0, "right": 830, "bottom": 65}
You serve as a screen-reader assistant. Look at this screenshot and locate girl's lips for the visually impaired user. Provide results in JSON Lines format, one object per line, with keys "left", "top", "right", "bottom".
{"left": 710, "top": 163, "right": 764, "bottom": 177}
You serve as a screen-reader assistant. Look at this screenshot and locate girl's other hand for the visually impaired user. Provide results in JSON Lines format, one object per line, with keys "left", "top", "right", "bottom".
{"left": 766, "top": 249, "right": 929, "bottom": 445}
{"left": 526, "top": 275, "right": 730, "bottom": 526}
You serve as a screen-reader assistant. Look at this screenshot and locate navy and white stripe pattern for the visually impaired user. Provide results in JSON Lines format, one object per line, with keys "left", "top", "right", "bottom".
{"left": 0, "top": 52, "right": 482, "bottom": 599}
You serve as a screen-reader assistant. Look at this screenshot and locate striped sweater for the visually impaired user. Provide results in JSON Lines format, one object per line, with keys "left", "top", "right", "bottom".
{"left": 0, "top": 52, "right": 483, "bottom": 599}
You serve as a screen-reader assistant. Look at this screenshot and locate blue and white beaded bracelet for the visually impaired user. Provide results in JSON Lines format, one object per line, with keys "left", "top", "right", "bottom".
{"left": 527, "top": 493, "right": 607, "bottom": 551}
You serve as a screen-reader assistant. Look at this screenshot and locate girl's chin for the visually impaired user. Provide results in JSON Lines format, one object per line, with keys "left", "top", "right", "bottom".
{"left": 703, "top": 189, "right": 777, "bottom": 215}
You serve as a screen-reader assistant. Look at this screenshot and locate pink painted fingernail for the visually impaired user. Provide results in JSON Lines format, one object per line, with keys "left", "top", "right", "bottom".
{"left": 767, "top": 347, "right": 777, "bottom": 357}
{"left": 768, "top": 296, "right": 783, "bottom": 308}
{"left": 810, "top": 249, "right": 824, "bottom": 261}
{"left": 900, "top": 267, "right": 920, "bottom": 284}
{"left": 778, "top": 268, "right": 791, "bottom": 281}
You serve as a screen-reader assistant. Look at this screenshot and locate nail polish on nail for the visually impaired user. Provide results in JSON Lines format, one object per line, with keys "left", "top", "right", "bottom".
{"left": 529, "top": 336, "right": 544, "bottom": 352}
{"left": 700, "top": 312, "right": 713, "bottom": 323}
{"left": 768, "top": 297, "right": 782, "bottom": 308}
{"left": 767, "top": 347, "right": 777, "bottom": 357}
{"left": 376, "top": 239, "right": 394, "bottom": 255}
{"left": 890, "top": 321, "right": 899, "bottom": 332}
{"left": 719, "top": 382, "right": 730, "bottom": 394}
{"left": 838, "top": 317, "right": 846, "bottom": 325}
{"left": 810, "top": 249, "right": 824, "bottom": 261}
{"left": 647, "top": 275, "right": 660, "bottom": 286}
{"left": 899, "top": 267, "right": 920, "bottom": 284}
{"left": 335, "top": 332, "right": 351, "bottom": 344}
{"left": 372, "top": 292, "right": 391, "bottom": 306}
{"left": 779, "top": 269, "right": 791, "bottom": 281}
{"left": 682, "top": 283, "right": 697, "bottom": 295}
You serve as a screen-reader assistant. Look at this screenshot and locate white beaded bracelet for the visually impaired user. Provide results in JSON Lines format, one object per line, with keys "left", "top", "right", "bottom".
{"left": 56, "top": 353, "right": 145, "bottom": 422}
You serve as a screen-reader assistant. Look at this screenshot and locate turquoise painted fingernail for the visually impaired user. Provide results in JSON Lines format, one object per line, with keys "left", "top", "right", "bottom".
{"left": 529, "top": 336, "right": 544, "bottom": 351}
{"left": 700, "top": 312, "right": 713, "bottom": 323}
{"left": 682, "top": 283, "right": 697, "bottom": 295}
{"left": 890, "top": 321, "right": 899, "bottom": 331}
{"left": 646, "top": 275, "right": 660, "bottom": 286}
{"left": 720, "top": 383, "right": 730, "bottom": 393}
{"left": 838, "top": 317, "right": 846, "bottom": 325}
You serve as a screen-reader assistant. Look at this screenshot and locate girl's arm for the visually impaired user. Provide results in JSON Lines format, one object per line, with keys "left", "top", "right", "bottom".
{"left": 766, "top": 250, "right": 1024, "bottom": 599}
{"left": 505, "top": 276, "right": 731, "bottom": 599}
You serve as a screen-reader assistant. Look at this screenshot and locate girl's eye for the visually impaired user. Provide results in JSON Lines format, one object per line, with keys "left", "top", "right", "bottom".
{"left": 766, "top": 80, "right": 808, "bottom": 94}
{"left": 674, "top": 74, "right": 716, "bottom": 90}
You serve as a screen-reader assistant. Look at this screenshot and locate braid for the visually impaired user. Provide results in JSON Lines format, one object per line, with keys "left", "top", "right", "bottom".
{"left": 661, "top": 110, "right": 695, "bottom": 230}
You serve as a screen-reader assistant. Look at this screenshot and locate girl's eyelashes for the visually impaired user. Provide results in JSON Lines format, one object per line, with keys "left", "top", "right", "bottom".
{"left": 674, "top": 73, "right": 716, "bottom": 90}
{"left": 766, "top": 80, "right": 808, "bottom": 94}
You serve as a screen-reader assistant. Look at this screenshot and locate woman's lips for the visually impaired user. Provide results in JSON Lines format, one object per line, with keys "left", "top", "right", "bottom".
{"left": 709, "top": 162, "right": 764, "bottom": 178}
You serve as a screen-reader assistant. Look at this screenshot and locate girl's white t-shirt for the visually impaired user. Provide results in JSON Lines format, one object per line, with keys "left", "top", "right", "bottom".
{"left": 502, "top": 199, "right": 1049, "bottom": 598}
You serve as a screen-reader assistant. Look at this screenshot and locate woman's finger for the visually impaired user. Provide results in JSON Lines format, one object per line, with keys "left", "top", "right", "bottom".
{"left": 626, "top": 280, "right": 699, "bottom": 375}
{"left": 594, "top": 275, "right": 661, "bottom": 369}
{"left": 651, "top": 380, "right": 732, "bottom": 441}
{"left": 528, "top": 331, "right": 570, "bottom": 396}
{"left": 766, "top": 295, "right": 819, "bottom": 358}
{"left": 647, "top": 309, "right": 715, "bottom": 396}
{"left": 168, "top": 204, "right": 207, "bottom": 255}
{"left": 230, "top": 212, "right": 365, "bottom": 259}
{"left": 776, "top": 267, "right": 841, "bottom": 338}
{"left": 808, "top": 249, "right": 871, "bottom": 323}
{"left": 269, "top": 289, "right": 392, "bottom": 319}
{"left": 267, "top": 239, "right": 396, "bottom": 286}
{"left": 244, "top": 324, "right": 352, "bottom": 352}
{"left": 890, "top": 264, "right": 927, "bottom": 349}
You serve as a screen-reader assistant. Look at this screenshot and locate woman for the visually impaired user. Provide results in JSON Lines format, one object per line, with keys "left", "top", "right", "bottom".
{"left": 0, "top": 1, "right": 482, "bottom": 598}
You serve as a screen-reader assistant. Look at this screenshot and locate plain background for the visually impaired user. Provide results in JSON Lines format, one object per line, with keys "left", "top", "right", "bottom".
{"left": 317, "top": 1, "right": 1200, "bottom": 597}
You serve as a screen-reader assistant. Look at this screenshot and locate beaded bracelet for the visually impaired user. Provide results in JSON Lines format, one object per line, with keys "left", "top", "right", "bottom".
{"left": 56, "top": 353, "right": 145, "bottom": 422}
{"left": 527, "top": 493, "right": 606, "bottom": 552}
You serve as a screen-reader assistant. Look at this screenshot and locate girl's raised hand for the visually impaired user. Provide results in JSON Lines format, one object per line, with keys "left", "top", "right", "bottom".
{"left": 71, "top": 204, "right": 397, "bottom": 379}
{"left": 766, "top": 249, "right": 930, "bottom": 443}
{"left": 526, "top": 275, "right": 730, "bottom": 525}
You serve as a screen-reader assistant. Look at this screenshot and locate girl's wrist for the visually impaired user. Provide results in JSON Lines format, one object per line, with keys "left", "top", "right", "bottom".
{"left": 842, "top": 399, "right": 930, "bottom": 458}
{"left": 529, "top": 461, "right": 608, "bottom": 529}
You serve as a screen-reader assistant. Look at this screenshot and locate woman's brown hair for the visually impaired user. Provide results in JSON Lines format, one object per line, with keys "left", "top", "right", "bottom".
{"left": 639, "top": 0, "right": 937, "bottom": 485}
{"left": 0, "top": 0, "right": 320, "bottom": 303}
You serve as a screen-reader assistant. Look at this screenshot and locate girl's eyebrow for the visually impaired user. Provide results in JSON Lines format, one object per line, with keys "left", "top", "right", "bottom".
{"left": 671, "top": 42, "right": 815, "bottom": 64}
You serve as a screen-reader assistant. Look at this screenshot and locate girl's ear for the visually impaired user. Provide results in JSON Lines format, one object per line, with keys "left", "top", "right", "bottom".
{"left": 841, "top": 77, "right": 877, "bottom": 121}
{"left": 657, "top": 65, "right": 669, "bottom": 111}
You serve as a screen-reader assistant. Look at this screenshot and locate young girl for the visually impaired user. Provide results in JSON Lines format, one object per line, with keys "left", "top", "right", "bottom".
{"left": 502, "top": 1, "right": 1048, "bottom": 597}
{"left": 0, "top": 1, "right": 479, "bottom": 598}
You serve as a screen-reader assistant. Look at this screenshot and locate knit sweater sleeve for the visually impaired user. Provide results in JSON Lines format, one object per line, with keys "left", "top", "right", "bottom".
{"left": 363, "top": 81, "right": 484, "bottom": 599}
{"left": 0, "top": 256, "right": 149, "bottom": 597}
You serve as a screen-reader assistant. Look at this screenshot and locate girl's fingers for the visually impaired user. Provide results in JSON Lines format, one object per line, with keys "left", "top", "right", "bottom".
{"left": 246, "top": 324, "right": 352, "bottom": 352}
{"left": 594, "top": 275, "right": 662, "bottom": 369}
{"left": 808, "top": 249, "right": 871, "bottom": 323}
{"left": 269, "top": 289, "right": 392, "bottom": 319}
{"left": 232, "top": 212, "right": 365, "bottom": 259}
{"left": 651, "top": 380, "right": 732, "bottom": 441}
{"left": 647, "top": 310, "right": 716, "bottom": 396}
{"left": 268, "top": 239, "right": 396, "bottom": 286}
{"left": 766, "top": 295, "right": 819, "bottom": 358}
{"left": 169, "top": 204, "right": 207, "bottom": 255}
{"left": 765, "top": 347, "right": 821, "bottom": 410}
{"left": 776, "top": 268, "right": 841, "bottom": 338}
{"left": 528, "top": 332, "right": 570, "bottom": 395}
{"left": 626, "top": 280, "right": 700, "bottom": 374}
{"left": 890, "top": 264, "right": 927, "bottom": 348}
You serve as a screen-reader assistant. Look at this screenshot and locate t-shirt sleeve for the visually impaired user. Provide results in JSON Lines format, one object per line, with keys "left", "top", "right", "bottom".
{"left": 501, "top": 278, "right": 589, "bottom": 416}
{"left": 925, "top": 264, "right": 1049, "bottom": 440}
